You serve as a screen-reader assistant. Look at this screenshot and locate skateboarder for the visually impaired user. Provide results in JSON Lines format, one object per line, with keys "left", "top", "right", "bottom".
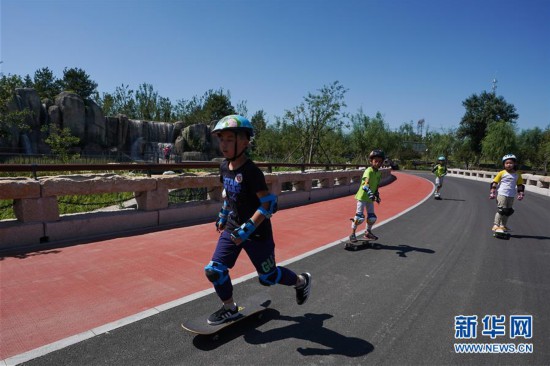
{"left": 489, "top": 153, "right": 525, "bottom": 235}
{"left": 432, "top": 156, "right": 447, "bottom": 199}
{"left": 204, "top": 115, "right": 311, "bottom": 325}
{"left": 349, "top": 149, "right": 385, "bottom": 243}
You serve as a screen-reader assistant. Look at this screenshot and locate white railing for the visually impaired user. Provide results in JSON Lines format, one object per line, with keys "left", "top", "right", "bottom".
{"left": 447, "top": 169, "right": 550, "bottom": 197}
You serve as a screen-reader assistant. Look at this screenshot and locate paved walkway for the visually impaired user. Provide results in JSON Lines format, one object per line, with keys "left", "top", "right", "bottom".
{"left": 0, "top": 171, "right": 433, "bottom": 361}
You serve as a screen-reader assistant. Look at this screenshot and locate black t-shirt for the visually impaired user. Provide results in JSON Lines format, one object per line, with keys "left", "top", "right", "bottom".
{"left": 219, "top": 159, "right": 272, "bottom": 240}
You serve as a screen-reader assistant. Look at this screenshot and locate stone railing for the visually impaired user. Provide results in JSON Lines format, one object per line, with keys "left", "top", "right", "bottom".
{"left": 0, "top": 168, "right": 393, "bottom": 250}
{"left": 447, "top": 169, "right": 550, "bottom": 196}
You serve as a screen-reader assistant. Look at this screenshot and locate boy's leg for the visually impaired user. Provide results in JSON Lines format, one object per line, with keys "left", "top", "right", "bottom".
{"left": 206, "top": 231, "right": 242, "bottom": 302}
{"left": 244, "top": 237, "right": 311, "bottom": 305}
{"left": 364, "top": 202, "right": 378, "bottom": 239}
{"left": 500, "top": 196, "right": 515, "bottom": 228}
{"left": 243, "top": 237, "right": 297, "bottom": 287}
{"left": 350, "top": 201, "right": 366, "bottom": 241}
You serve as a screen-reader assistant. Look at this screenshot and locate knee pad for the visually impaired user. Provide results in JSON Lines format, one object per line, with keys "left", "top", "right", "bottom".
{"left": 367, "top": 213, "right": 377, "bottom": 225}
{"left": 498, "top": 207, "right": 514, "bottom": 216}
{"left": 352, "top": 213, "right": 365, "bottom": 226}
{"left": 258, "top": 267, "right": 282, "bottom": 286}
{"left": 204, "top": 261, "right": 229, "bottom": 286}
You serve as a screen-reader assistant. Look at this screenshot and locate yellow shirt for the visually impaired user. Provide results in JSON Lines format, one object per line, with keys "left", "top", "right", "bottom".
{"left": 493, "top": 170, "right": 524, "bottom": 197}
{"left": 355, "top": 167, "right": 381, "bottom": 202}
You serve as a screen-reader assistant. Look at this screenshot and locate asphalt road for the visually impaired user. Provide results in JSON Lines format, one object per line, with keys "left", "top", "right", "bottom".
{"left": 21, "top": 173, "right": 550, "bottom": 366}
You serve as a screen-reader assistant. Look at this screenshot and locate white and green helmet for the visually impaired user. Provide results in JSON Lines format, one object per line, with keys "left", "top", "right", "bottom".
{"left": 211, "top": 115, "right": 254, "bottom": 138}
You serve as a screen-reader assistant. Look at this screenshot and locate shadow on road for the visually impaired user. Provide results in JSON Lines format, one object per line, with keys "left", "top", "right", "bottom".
{"left": 371, "top": 243, "right": 436, "bottom": 257}
{"left": 244, "top": 312, "right": 374, "bottom": 357}
{"left": 509, "top": 234, "right": 550, "bottom": 241}
{"left": 190, "top": 310, "right": 374, "bottom": 358}
{"left": 342, "top": 241, "right": 436, "bottom": 257}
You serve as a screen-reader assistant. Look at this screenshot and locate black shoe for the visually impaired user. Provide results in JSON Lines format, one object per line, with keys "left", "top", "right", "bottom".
{"left": 207, "top": 304, "right": 240, "bottom": 325}
{"left": 295, "top": 272, "right": 312, "bottom": 305}
{"left": 349, "top": 233, "right": 358, "bottom": 242}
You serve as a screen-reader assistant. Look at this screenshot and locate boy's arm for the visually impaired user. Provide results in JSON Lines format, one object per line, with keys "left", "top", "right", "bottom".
{"left": 489, "top": 171, "right": 503, "bottom": 199}
{"left": 517, "top": 174, "right": 525, "bottom": 200}
{"left": 230, "top": 190, "right": 277, "bottom": 244}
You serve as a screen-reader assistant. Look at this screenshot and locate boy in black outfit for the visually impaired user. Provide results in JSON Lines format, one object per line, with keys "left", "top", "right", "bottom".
{"left": 204, "top": 115, "right": 312, "bottom": 325}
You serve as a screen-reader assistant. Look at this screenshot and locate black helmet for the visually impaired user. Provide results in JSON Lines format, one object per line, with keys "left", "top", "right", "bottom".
{"left": 369, "top": 149, "right": 385, "bottom": 160}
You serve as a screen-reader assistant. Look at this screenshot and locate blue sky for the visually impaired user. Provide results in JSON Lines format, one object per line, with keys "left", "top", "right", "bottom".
{"left": 1, "top": 0, "right": 549, "bottom": 132}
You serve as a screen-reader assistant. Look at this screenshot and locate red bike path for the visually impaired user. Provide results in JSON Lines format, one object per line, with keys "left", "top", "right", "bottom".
{"left": 0, "top": 171, "right": 433, "bottom": 362}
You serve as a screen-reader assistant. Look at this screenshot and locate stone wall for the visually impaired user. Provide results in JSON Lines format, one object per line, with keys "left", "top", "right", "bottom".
{"left": 0, "top": 88, "right": 216, "bottom": 160}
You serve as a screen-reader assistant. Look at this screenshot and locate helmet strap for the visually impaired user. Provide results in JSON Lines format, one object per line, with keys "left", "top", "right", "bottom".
{"left": 227, "top": 131, "right": 247, "bottom": 161}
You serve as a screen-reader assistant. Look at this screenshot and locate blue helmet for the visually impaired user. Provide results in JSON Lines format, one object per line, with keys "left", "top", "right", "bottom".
{"left": 502, "top": 154, "right": 517, "bottom": 163}
{"left": 438, "top": 156, "right": 446, "bottom": 161}
{"left": 211, "top": 115, "right": 254, "bottom": 138}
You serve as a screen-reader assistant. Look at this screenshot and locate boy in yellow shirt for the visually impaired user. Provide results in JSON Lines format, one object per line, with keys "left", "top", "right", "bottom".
{"left": 431, "top": 156, "right": 447, "bottom": 199}
{"left": 349, "top": 149, "right": 385, "bottom": 242}
{"left": 489, "top": 154, "right": 525, "bottom": 234}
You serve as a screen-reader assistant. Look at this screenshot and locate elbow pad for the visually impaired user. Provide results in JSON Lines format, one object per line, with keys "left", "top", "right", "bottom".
{"left": 257, "top": 194, "right": 278, "bottom": 218}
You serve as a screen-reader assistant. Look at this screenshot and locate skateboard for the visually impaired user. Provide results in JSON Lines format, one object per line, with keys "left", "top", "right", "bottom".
{"left": 493, "top": 231, "right": 511, "bottom": 240}
{"left": 345, "top": 235, "right": 376, "bottom": 251}
{"left": 181, "top": 292, "right": 271, "bottom": 339}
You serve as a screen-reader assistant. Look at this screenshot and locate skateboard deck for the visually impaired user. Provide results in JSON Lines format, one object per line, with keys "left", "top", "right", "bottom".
{"left": 181, "top": 292, "right": 271, "bottom": 336}
{"left": 345, "top": 235, "right": 376, "bottom": 251}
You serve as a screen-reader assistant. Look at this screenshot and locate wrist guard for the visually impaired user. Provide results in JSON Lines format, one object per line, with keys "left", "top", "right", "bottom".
{"left": 231, "top": 219, "right": 256, "bottom": 242}
{"left": 362, "top": 185, "right": 375, "bottom": 200}
{"left": 215, "top": 201, "right": 230, "bottom": 229}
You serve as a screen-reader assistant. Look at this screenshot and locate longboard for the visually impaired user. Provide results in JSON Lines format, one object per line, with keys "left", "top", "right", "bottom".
{"left": 181, "top": 292, "right": 271, "bottom": 338}
{"left": 493, "top": 231, "right": 511, "bottom": 240}
{"left": 345, "top": 235, "right": 376, "bottom": 251}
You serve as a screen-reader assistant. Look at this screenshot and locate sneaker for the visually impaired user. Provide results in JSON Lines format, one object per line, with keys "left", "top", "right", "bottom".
{"left": 295, "top": 272, "right": 312, "bottom": 305}
{"left": 365, "top": 230, "right": 378, "bottom": 240}
{"left": 499, "top": 226, "right": 509, "bottom": 233}
{"left": 492, "top": 225, "right": 499, "bottom": 232}
{"left": 207, "top": 304, "right": 240, "bottom": 325}
{"left": 495, "top": 226, "right": 505, "bottom": 233}
{"left": 349, "top": 233, "right": 358, "bottom": 242}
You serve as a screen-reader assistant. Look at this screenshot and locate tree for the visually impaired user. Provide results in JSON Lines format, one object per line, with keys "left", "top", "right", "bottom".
{"left": 425, "top": 129, "right": 456, "bottom": 162}
{"left": 61, "top": 67, "right": 98, "bottom": 100}
{"left": 517, "top": 127, "right": 544, "bottom": 169}
{"left": 33, "top": 67, "right": 62, "bottom": 101}
{"left": 135, "top": 83, "right": 159, "bottom": 120}
{"left": 250, "top": 110, "right": 267, "bottom": 140}
{"left": 174, "top": 89, "right": 235, "bottom": 127}
{"left": 539, "top": 126, "right": 550, "bottom": 174}
{"left": 41, "top": 124, "right": 80, "bottom": 162}
{"left": 281, "top": 81, "right": 348, "bottom": 164}
{"left": 202, "top": 90, "right": 235, "bottom": 123}
{"left": 349, "top": 110, "right": 393, "bottom": 163}
{"left": 0, "top": 74, "right": 30, "bottom": 139}
{"left": 481, "top": 121, "right": 517, "bottom": 166}
{"left": 454, "top": 137, "right": 475, "bottom": 169}
{"left": 458, "top": 91, "right": 518, "bottom": 163}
